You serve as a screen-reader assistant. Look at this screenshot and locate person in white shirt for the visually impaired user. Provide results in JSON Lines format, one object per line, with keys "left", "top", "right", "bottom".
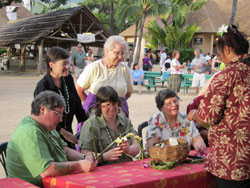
{"left": 169, "top": 51, "right": 186, "bottom": 94}
{"left": 159, "top": 49, "right": 167, "bottom": 70}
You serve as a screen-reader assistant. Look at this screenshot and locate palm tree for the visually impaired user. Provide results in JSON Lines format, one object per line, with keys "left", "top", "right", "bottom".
{"left": 229, "top": 0, "right": 238, "bottom": 25}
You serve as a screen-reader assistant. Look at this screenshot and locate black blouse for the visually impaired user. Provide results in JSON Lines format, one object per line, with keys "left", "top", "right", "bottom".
{"left": 34, "top": 73, "right": 87, "bottom": 134}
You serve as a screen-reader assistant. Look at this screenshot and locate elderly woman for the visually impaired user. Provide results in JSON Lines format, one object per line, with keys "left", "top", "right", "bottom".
{"left": 146, "top": 89, "right": 206, "bottom": 153}
{"left": 34, "top": 47, "right": 87, "bottom": 149}
{"left": 75, "top": 35, "right": 133, "bottom": 133}
{"left": 79, "top": 86, "right": 140, "bottom": 166}
{"left": 188, "top": 25, "right": 250, "bottom": 188}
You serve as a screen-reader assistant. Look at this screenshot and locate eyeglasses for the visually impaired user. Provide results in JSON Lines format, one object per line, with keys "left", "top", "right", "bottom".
{"left": 101, "top": 102, "right": 119, "bottom": 109}
{"left": 164, "top": 99, "right": 179, "bottom": 108}
{"left": 51, "top": 109, "right": 63, "bottom": 118}
{"left": 111, "top": 50, "right": 125, "bottom": 57}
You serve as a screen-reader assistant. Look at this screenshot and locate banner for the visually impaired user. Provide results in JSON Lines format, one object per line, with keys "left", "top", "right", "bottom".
{"left": 77, "top": 33, "right": 95, "bottom": 43}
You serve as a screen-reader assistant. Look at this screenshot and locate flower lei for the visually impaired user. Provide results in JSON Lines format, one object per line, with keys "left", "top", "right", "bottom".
{"left": 217, "top": 24, "right": 228, "bottom": 36}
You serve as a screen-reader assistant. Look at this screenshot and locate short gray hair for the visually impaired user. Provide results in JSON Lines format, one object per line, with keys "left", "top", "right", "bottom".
{"left": 194, "top": 49, "right": 200, "bottom": 53}
{"left": 104, "top": 35, "right": 129, "bottom": 54}
{"left": 31, "top": 91, "right": 65, "bottom": 115}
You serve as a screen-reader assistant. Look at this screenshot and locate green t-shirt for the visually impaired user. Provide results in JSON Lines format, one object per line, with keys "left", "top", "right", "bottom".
{"left": 6, "top": 116, "right": 68, "bottom": 187}
{"left": 79, "top": 114, "right": 137, "bottom": 166}
{"left": 71, "top": 50, "right": 86, "bottom": 69}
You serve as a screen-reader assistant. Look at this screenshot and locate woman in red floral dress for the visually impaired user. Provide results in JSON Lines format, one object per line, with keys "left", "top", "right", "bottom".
{"left": 188, "top": 25, "right": 250, "bottom": 188}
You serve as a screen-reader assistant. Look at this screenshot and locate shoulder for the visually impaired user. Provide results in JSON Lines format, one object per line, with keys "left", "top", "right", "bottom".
{"left": 117, "top": 113, "right": 131, "bottom": 125}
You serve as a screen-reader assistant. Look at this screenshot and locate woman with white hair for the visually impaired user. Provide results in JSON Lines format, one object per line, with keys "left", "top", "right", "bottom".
{"left": 75, "top": 36, "right": 133, "bottom": 133}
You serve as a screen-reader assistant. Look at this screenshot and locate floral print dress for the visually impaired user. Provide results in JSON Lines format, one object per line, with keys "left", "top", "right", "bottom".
{"left": 146, "top": 111, "right": 200, "bottom": 147}
{"left": 197, "top": 54, "right": 250, "bottom": 180}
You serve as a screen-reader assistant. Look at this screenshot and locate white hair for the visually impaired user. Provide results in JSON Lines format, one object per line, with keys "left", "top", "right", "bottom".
{"left": 194, "top": 49, "right": 200, "bottom": 53}
{"left": 104, "top": 35, "right": 129, "bottom": 54}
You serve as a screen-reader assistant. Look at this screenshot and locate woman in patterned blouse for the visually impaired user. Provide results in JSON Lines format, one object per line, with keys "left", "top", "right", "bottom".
{"left": 188, "top": 25, "right": 250, "bottom": 188}
{"left": 146, "top": 89, "right": 206, "bottom": 153}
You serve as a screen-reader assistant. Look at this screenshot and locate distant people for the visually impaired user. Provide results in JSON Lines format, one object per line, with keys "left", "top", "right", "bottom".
{"left": 159, "top": 49, "right": 167, "bottom": 70}
{"left": 34, "top": 47, "right": 87, "bottom": 149}
{"left": 72, "top": 43, "right": 87, "bottom": 79}
{"left": 146, "top": 89, "right": 206, "bottom": 153}
{"left": 142, "top": 52, "right": 153, "bottom": 71}
{"left": 131, "top": 63, "right": 144, "bottom": 94}
{"left": 191, "top": 49, "right": 208, "bottom": 95}
{"left": 188, "top": 24, "right": 250, "bottom": 188}
{"left": 169, "top": 50, "right": 186, "bottom": 94}
{"left": 86, "top": 49, "right": 95, "bottom": 65}
{"left": 75, "top": 35, "right": 133, "bottom": 134}
{"left": 161, "top": 54, "right": 172, "bottom": 73}
{"left": 79, "top": 86, "right": 140, "bottom": 166}
{"left": 6, "top": 91, "right": 97, "bottom": 187}
{"left": 161, "top": 62, "right": 171, "bottom": 87}
{"left": 148, "top": 48, "right": 154, "bottom": 68}
{"left": 210, "top": 56, "right": 220, "bottom": 74}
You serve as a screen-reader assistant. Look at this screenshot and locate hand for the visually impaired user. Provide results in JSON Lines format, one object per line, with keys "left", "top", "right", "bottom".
{"left": 194, "top": 141, "right": 206, "bottom": 154}
{"left": 187, "top": 109, "right": 197, "bottom": 121}
{"left": 119, "top": 141, "right": 130, "bottom": 154}
{"left": 61, "top": 129, "right": 78, "bottom": 144}
{"left": 79, "top": 160, "right": 97, "bottom": 172}
{"left": 103, "top": 147, "right": 123, "bottom": 161}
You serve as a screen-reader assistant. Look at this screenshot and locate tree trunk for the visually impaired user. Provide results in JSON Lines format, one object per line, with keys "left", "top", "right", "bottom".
{"left": 6, "top": 46, "right": 11, "bottom": 70}
{"left": 110, "top": 1, "right": 114, "bottom": 34}
{"left": 128, "top": 21, "right": 139, "bottom": 68}
{"left": 134, "top": 11, "right": 147, "bottom": 65}
{"left": 229, "top": 0, "right": 238, "bottom": 25}
{"left": 37, "top": 39, "right": 44, "bottom": 75}
{"left": 19, "top": 44, "right": 26, "bottom": 71}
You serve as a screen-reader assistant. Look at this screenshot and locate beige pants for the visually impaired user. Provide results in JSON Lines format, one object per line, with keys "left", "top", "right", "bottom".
{"left": 74, "top": 66, "right": 84, "bottom": 78}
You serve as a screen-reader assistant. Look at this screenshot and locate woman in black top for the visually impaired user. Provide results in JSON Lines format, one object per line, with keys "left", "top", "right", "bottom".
{"left": 34, "top": 47, "right": 87, "bottom": 149}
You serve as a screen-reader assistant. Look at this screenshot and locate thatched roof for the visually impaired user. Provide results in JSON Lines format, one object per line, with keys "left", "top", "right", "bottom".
{"left": 0, "top": 5, "right": 111, "bottom": 48}
{"left": 186, "top": 0, "right": 250, "bottom": 36}
{"left": 0, "top": 2, "right": 33, "bottom": 27}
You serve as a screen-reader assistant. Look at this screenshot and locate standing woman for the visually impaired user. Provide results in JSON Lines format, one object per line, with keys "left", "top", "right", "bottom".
{"left": 169, "top": 51, "right": 186, "bottom": 94}
{"left": 34, "top": 47, "right": 87, "bottom": 149}
{"left": 142, "top": 52, "right": 153, "bottom": 71}
{"left": 188, "top": 25, "right": 250, "bottom": 188}
{"left": 75, "top": 36, "right": 133, "bottom": 133}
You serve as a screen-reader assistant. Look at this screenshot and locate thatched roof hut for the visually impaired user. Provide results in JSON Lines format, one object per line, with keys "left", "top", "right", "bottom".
{"left": 0, "top": 5, "right": 111, "bottom": 48}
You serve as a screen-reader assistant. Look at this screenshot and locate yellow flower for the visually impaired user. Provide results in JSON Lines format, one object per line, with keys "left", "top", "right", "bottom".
{"left": 115, "top": 137, "right": 122, "bottom": 145}
{"left": 126, "top": 133, "right": 135, "bottom": 138}
{"left": 121, "top": 136, "right": 128, "bottom": 142}
{"left": 134, "top": 135, "right": 142, "bottom": 142}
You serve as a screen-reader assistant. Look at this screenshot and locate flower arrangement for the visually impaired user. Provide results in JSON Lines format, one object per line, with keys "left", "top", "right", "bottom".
{"left": 91, "top": 125, "right": 145, "bottom": 162}
{"left": 217, "top": 24, "right": 228, "bottom": 36}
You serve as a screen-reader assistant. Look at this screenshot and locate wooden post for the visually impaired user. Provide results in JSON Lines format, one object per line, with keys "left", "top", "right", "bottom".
{"left": 210, "top": 34, "right": 214, "bottom": 55}
{"left": 20, "top": 44, "right": 26, "bottom": 71}
{"left": 6, "top": 46, "right": 11, "bottom": 70}
{"left": 37, "top": 39, "right": 44, "bottom": 75}
{"left": 79, "top": 14, "right": 82, "bottom": 34}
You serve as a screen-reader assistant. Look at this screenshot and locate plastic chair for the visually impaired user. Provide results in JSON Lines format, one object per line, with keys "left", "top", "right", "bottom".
{"left": 0, "top": 142, "right": 8, "bottom": 176}
{"left": 137, "top": 121, "right": 148, "bottom": 146}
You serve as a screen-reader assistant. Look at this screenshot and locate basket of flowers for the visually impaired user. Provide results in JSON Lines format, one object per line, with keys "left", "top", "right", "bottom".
{"left": 149, "top": 138, "right": 189, "bottom": 163}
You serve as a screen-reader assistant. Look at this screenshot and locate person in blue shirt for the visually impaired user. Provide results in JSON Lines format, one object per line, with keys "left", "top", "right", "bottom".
{"left": 161, "top": 62, "right": 171, "bottom": 87}
{"left": 131, "top": 63, "right": 144, "bottom": 94}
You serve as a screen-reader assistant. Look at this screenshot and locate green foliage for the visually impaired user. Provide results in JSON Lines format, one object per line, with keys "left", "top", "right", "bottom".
{"left": 0, "top": 49, "right": 7, "bottom": 55}
{"left": 178, "top": 48, "right": 194, "bottom": 63}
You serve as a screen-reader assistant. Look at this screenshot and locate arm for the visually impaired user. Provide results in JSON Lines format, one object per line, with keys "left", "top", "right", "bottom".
{"left": 192, "top": 135, "right": 206, "bottom": 154}
{"left": 125, "top": 92, "right": 131, "bottom": 99}
{"left": 120, "top": 140, "right": 140, "bottom": 157}
{"left": 147, "top": 137, "right": 161, "bottom": 148}
{"left": 173, "top": 62, "right": 186, "bottom": 71}
{"left": 59, "top": 128, "right": 78, "bottom": 144}
{"left": 40, "top": 160, "right": 97, "bottom": 178}
{"left": 75, "top": 83, "right": 88, "bottom": 102}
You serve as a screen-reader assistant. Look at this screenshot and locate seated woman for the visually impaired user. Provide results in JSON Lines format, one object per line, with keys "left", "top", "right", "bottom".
{"left": 79, "top": 86, "right": 140, "bottom": 166}
{"left": 131, "top": 63, "right": 144, "bottom": 94}
{"left": 146, "top": 89, "right": 206, "bottom": 153}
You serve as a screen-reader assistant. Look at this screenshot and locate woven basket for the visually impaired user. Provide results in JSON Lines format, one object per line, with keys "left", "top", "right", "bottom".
{"left": 149, "top": 138, "right": 189, "bottom": 163}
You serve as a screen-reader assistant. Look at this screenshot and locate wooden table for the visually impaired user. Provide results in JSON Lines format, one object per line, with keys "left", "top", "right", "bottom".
{"left": 0, "top": 178, "right": 38, "bottom": 188}
{"left": 43, "top": 150, "right": 215, "bottom": 188}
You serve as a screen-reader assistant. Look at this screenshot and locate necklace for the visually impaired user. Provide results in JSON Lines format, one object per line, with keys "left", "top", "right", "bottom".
{"left": 104, "top": 126, "right": 120, "bottom": 142}
{"left": 102, "top": 60, "right": 118, "bottom": 91}
{"left": 57, "top": 77, "right": 70, "bottom": 114}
